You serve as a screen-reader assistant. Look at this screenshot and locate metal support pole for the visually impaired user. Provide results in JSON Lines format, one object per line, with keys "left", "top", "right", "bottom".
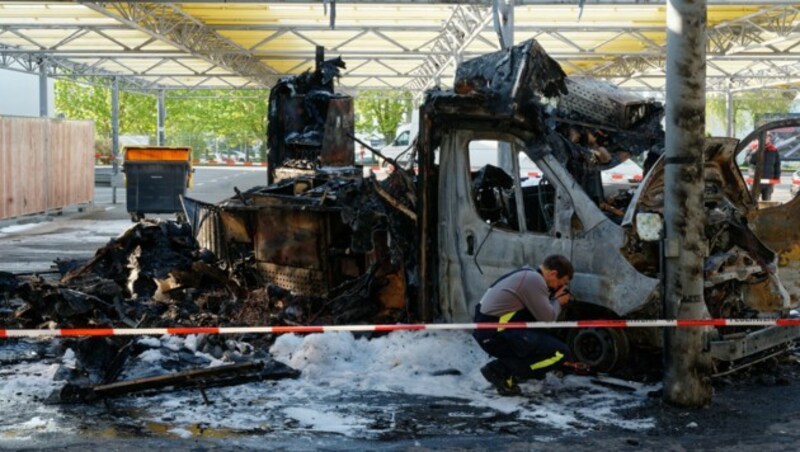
{"left": 112, "top": 77, "right": 120, "bottom": 205}
{"left": 492, "top": 0, "right": 515, "bottom": 50}
{"left": 157, "top": 89, "right": 166, "bottom": 146}
{"left": 494, "top": 0, "right": 515, "bottom": 174}
{"left": 725, "top": 83, "right": 733, "bottom": 137}
{"left": 452, "top": 48, "right": 463, "bottom": 85}
{"left": 663, "top": 0, "right": 713, "bottom": 407}
{"left": 38, "top": 59, "right": 48, "bottom": 117}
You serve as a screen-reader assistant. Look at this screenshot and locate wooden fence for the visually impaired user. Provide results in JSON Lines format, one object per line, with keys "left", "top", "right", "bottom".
{"left": 0, "top": 116, "right": 94, "bottom": 221}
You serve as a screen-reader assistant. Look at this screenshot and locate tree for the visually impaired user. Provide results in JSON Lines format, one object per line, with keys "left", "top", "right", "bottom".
{"left": 55, "top": 81, "right": 269, "bottom": 161}
{"left": 54, "top": 80, "right": 155, "bottom": 137}
{"left": 707, "top": 91, "right": 794, "bottom": 137}
{"left": 165, "top": 89, "right": 268, "bottom": 160}
{"left": 355, "top": 90, "right": 412, "bottom": 143}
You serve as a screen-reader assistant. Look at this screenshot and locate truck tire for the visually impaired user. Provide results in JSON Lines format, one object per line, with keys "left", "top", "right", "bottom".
{"left": 567, "top": 327, "right": 630, "bottom": 373}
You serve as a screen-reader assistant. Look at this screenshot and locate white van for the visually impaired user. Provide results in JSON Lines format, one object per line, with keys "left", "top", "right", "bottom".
{"left": 380, "top": 123, "right": 415, "bottom": 165}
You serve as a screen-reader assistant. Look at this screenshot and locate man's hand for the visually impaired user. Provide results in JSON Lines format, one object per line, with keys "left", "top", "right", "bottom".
{"left": 555, "top": 286, "right": 571, "bottom": 306}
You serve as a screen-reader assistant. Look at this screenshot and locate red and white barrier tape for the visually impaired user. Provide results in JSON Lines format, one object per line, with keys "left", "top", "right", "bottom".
{"left": 2, "top": 318, "right": 800, "bottom": 338}
{"left": 745, "top": 177, "right": 783, "bottom": 185}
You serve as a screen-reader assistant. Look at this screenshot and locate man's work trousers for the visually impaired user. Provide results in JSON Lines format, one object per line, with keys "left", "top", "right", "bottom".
{"left": 473, "top": 306, "right": 570, "bottom": 380}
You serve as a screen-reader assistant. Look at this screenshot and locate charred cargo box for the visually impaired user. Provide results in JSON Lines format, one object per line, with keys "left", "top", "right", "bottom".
{"left": 184, "top": 173, "right": 412, "bottom": 318}
{"left": 251, "top": 194, "right": 372, "bottom": 295}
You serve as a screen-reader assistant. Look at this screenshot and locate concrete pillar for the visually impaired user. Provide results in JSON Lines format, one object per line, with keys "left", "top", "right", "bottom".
{"left": 663, "top": 0, "right": 713, "bottom": 407}
{"left": 39, "top": 59, "right": 48, "bottom": 117}
{"left": 112, "top": 77, "right": 120, "bottom": 205}
{"left": 157, "top": 89, "right": 166, "bottom": 146}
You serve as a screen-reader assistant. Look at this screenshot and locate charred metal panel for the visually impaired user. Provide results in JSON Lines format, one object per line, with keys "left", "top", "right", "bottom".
{"left": 320, "top": 98, "right": 354, "bottom": 167}
{"left": 253, "top": 203, "right": 352, "bottom": 296}
{"left": 560, "top": 78, "right": 661, "bottom": 132}
{"left": 181, "top": 196, "right": 250, "bottom": 262}
{"left": 453, "top": 39, "right": 567, "bottom": 112}
{"left": 266, "top": 54, "right": 349, "bottom": 184}
{"left": 255, "top": 208, "right": 329, "bottom": 269}
{"left": 421, "top": 40, "right": 567, "bottom": 145}
{"left": 711, "top": 325, "right": 800, "bottom": 362}
{"left": 747, "top": 195, "right": 800, "bottom": 308}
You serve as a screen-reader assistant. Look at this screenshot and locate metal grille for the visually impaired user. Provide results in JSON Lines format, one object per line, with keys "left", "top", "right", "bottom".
{"left": 260, "top": 263, "right": 327, "bottom": 295}
{"left": 559, "top": 77, "right": 651, "bottom": 129}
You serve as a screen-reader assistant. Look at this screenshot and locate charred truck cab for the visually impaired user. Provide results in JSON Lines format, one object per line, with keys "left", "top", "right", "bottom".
{"left": 416, "top": 40, "right": 800, "bottom": 374}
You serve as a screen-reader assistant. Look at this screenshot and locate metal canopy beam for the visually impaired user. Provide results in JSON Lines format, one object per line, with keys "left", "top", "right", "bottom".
{"left": 0, "top": 45, "right": 167, "bottom": 91}
{"left": 578, "top": 5, "right": 800, "bottom": 79}
{"left": 408, "top": 3, "right": 493, "bottom": 94}
{"left": 81, "top": 1, "right": 280, "bottom": 86}
{"left": 1, "top": 47, "right": 797, "bottom": 61}
{"left": 0, "top": 1, "right": 796, "bottom": 93}
{"left": 49, "top": 0, "right": 800, "bottom": 4}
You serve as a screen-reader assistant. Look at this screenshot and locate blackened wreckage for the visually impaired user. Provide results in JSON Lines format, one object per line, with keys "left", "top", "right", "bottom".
{"left": 3, "top": 40, "right": 800, "bottom": 389}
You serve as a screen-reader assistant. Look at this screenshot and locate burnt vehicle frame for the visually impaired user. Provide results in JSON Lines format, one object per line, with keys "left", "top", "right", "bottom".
{"left": 414, "top": 40, "right": 800, "bottom": 374}
{"left": 180, "top": 40, "right": 800, "bottom": 376}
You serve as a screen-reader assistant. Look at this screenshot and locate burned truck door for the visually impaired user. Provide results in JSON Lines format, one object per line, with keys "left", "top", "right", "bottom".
{"left": 437, "top": 127, "right": 661, "bottom": 322}
{"left": 437, "top": 129, "right": 571, "bottom": 321}
{"left": 437, "top": 130, "right": 577, "bottom": 320}
{"left": 742, "top": 118, "right": 800, "bottom": 308}
{"left": 524, "top": 145, "right": 661, "bottom": 319}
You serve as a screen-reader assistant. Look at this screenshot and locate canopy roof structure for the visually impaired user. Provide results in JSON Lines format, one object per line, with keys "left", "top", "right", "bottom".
{"left": 0, "top": 1, "right": 799, "bottom": 93}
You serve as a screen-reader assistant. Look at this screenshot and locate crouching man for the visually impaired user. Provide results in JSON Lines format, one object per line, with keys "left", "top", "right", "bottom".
{"left": 473, "top": 254, "right": 574, "bottom": 395}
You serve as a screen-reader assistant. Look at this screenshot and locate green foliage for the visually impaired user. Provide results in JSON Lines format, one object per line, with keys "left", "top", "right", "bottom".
{"left": 54, "top": 80, "right": 268, "bottom": 160}
{"left": 54, "top": 80, "right": 155, "bottom": 137}
{"left": 707, "top": 91, "right": 794, "bottom": 137}
{"left": 355, "top": 90, "right": 412, "bottom": 142}
{"left": 166, "top": 89, "right": 268, "bottom": 160}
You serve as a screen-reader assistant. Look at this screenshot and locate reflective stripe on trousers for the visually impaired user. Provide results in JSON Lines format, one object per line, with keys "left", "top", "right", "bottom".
{"left": 530, "top": 350, "right": 564, "bottom": 371}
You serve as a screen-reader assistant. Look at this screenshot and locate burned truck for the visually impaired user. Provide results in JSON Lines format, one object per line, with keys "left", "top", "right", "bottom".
{"left": 186, "top": 40, "right": 800, "bottom": 375}
{"left": 416, "top": 40, "right": 800, "bottom": 374}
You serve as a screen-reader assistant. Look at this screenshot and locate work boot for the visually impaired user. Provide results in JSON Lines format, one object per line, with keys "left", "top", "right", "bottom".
{"left": 480, "top": 363, "right": 521, "bottom": 396}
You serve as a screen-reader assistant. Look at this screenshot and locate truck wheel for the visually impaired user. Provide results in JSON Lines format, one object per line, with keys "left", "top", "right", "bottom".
{"left": 567, "top": 328, "right": 630, "bottom": 373}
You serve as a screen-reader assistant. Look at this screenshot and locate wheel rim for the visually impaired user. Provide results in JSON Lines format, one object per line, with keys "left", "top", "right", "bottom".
{"left": 568, "top": 328, "right": 630, "bottom": 373}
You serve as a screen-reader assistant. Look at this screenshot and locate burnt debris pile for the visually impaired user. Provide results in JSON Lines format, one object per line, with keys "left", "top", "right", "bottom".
{"left": 184, "top": 169, "right": 417, "bottom": 328}
{"left": 0, "top": 169, "right": 418, "bottom": 401}
{"left": 1, "top": 221, "right": 237, "bottom": 331}
{"left": 2, "top": 184, "right": 415, "bottom": 331}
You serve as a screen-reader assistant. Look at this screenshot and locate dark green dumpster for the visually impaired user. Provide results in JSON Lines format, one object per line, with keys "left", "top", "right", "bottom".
{"left": 123, "top": 146, "right": 192, "bottom": 222}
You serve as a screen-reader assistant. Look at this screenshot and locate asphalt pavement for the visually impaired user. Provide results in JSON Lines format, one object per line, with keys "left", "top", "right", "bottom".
{"left": 0, "top": 167, "right": 266, "bottom": 273}
{"left": 2, "top": 167, "right": 800, "bottom": 449}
